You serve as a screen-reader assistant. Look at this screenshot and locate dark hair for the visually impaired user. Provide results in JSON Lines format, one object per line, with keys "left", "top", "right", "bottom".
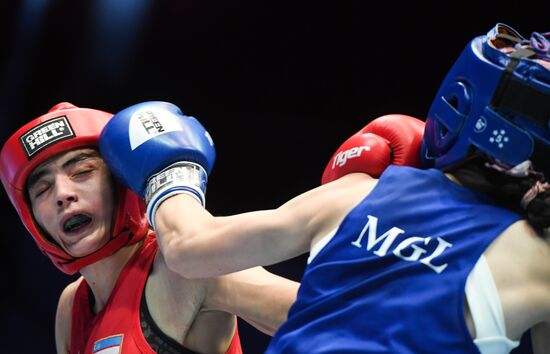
{"left": 451, "top": 157, "right": 550, "bottom": 233}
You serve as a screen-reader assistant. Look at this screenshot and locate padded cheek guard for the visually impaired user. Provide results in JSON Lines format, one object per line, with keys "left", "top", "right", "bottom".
{"left": 0, "top": 102, "right": 149, "bottom": 274}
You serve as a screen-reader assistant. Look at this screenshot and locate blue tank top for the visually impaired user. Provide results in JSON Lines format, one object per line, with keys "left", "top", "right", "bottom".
{"left": 266, "top": 166, "right": 522, "bottom": 354}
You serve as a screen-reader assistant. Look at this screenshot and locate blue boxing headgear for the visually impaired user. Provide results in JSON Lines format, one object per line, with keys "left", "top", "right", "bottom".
{"left": 421, "top": 23, "right": 550, "bottom": 175}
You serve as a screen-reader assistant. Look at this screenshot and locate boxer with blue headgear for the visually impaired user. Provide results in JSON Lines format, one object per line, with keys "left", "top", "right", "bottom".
{"left": 98, "top": 23, "right": 550, "bottom": 354}
{"left": 422, "top": 23, "right": 550, "bottom": 230}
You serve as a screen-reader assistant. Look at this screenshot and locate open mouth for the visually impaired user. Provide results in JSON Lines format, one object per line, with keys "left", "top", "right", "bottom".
{"left": 63, "top": 214, "right": 92, "bottom": 233}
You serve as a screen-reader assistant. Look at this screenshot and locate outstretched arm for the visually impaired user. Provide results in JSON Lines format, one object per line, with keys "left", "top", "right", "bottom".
{"left": 204, "top": 267, "right": 300, "bottom": 336}
{"left": 155, "top": 172, "right": 375, "bottom": 278}
{"left": 153, "top": 113, "right": 423, "bottom": 278}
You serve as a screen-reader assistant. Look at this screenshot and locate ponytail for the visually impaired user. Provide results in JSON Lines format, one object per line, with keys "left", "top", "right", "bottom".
{"left": 451, "top": 158, "right": 550, "bottom": 233}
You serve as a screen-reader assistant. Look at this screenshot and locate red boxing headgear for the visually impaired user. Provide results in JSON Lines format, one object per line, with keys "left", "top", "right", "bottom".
{"left": 0, "top": 102, "right": 149, "bottom": 274}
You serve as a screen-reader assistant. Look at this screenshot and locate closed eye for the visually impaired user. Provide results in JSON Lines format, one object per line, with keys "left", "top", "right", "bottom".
{"left": 74, "top": 169, "right": 92, "bottom": 177}
{"left": 30, "top": 181, "right": 51, "bottom": 199}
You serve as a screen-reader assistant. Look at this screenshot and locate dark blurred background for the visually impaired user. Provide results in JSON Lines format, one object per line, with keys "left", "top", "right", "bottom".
{"left": 0, "top": 1, "right": 547, "bottom": 353}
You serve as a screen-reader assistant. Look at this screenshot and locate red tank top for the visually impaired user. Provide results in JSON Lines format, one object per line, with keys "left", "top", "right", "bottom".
{"left": 70, "top": 233, "right": 242, "bottom": 353}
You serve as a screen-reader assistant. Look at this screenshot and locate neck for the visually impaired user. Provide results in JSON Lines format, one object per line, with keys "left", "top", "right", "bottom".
{"left": 79, "top": 240, "right": 144, "bottom": 313}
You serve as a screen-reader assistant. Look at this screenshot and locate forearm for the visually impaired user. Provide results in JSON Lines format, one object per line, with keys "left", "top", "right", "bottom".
{"left": 236, "top": 277, "right": 299, "bottom": 335}
{"left": 205, "top": 267, "right": 299, "bottom": 336}
{"left": 154, "top": 194, "right": 308, "bottom": 278}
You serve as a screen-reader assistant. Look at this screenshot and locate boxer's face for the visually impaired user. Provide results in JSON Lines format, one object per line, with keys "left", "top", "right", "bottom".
{"left": 27, "top": 148, "right": 115, "bottom": 257}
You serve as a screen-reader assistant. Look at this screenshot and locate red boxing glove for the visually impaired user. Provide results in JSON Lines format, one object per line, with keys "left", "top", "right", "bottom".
{"left": 321, "top": 114, "right": 425, "bottom": 184}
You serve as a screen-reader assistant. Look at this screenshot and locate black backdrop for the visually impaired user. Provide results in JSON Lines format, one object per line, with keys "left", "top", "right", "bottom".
{"left": 0, "top": 1, "right": 547, "bottom": 353}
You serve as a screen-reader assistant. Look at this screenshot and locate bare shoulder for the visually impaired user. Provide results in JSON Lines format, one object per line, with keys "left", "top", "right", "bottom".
{"left": 487, "top": 220, "right": 550, "bottom": 279}
{"left": 300, "top": 173, "right": 377, "bottom": 245}
{"left": 56, "top": 277, "right": 84, "bottom": 354}
{"left": 283, "top": 172, "right": 376, "bottom": 220}
{"left": 146, "top": 252, "right": 208, "bottom": 331}
{"left": 146, "top": 252, "right": 236, "bottom": 353}
{"left": 302, "top": 172, "right": 376, "bottom": 200}
{"left": 485, "top": 220, "right": 550, "bottom": 338}
{"left": 498, "top": 220, "right": 550, "bottom": 288}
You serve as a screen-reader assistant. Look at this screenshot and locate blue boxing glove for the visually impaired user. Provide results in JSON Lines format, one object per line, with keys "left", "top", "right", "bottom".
{"left": 99, "top": 101, "right": 215, "bottom": 229}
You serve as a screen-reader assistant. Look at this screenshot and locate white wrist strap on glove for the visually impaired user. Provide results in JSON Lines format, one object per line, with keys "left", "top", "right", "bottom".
{"left": 145, "top": 162, "right": 207, "bottom": 230}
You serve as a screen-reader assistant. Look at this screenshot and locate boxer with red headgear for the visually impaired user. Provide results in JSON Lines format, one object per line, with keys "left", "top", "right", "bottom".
{"left": 101, "top": 24, "right": 549, "bottom": 354}
{"left": 0, "top": 102, "right": 149, "bottom": 274}
{"left": 0, "top": 102, "right": 299, "bottom": 354}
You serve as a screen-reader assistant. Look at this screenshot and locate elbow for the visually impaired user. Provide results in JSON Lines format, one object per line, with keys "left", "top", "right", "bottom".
{"left": 162, "top": 237, "right": 202, "bottom": 279}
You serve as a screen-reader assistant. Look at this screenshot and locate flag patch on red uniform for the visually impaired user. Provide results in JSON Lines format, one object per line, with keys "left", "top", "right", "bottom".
{"left": 93, "top": 334, "right": 123, "bottom": 354}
